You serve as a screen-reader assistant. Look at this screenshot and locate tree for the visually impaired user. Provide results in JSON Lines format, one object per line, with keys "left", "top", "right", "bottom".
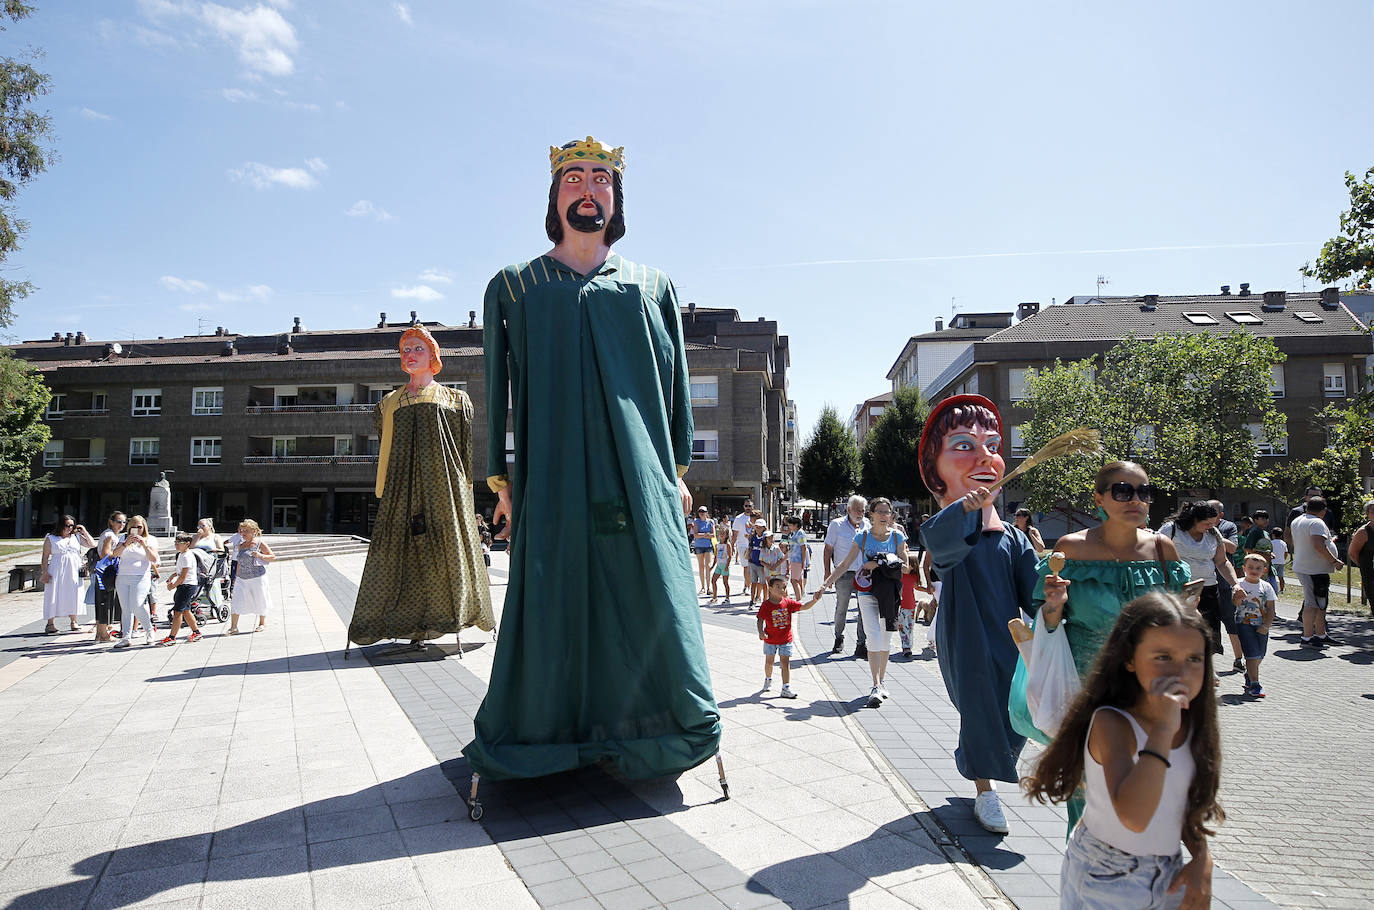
{"left": 1262, "top": 401, "right": 1374, "bottom": 537}
{"left": 0, "top": 347, "right": 49, "bottom": 507}
{"left": 859, "top": 386, "right": 929, "bottom": 506}
{"left": 1020, "top": 333, "right": 1287, "bottom": 512}
{"left": 1302, "top": 166, "right": 1374, "bottom": 290}
{"left": 0, "top": 2, "right": 56, "bottom": 327}
{"left": 798, "top": 405, "right": 859, "bottom": 510}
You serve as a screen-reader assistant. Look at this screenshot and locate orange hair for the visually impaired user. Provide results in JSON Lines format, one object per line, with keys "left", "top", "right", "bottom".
{"left": 399, "top": 326, "right": 443, "bottom": 376}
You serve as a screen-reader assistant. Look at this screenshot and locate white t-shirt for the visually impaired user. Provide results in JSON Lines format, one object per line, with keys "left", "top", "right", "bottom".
{"left": 1234, "top": 578, "right": 1275, "bottom": 626}
{"left": 175, "top": 550, "right": 200, "bottom": 587}
{"left": 116, "top": 533, "right": 158, "bottom": 579}
{"left": 1270, "top": 538, "right": 1288, "bottom": 563}
{"left": 1290, "top": 513, "right": 1337, "bottom": 575}
{"left": 731, "top": 512, "right": 751, "bottom": 543}
{"left": 98, "top": 528, "right": 120, "bottom": 558}
{"left": 824, "top": 516, "right": 872, "bottom": 573}
{"left": 1167, "top": 525, "right": 1220, "bottom": 588}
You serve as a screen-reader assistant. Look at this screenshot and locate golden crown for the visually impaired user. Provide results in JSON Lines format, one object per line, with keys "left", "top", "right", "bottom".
{"left": 549, "top": 136, "right": 626, "bottom": 176}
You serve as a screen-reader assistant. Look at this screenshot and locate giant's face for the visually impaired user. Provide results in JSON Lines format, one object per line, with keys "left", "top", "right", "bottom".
{"left": 933, "top": 424, "right": 1004, "bottom": 507}
{"left": 401, "top": 337, "right": 432, "bottom": 377}
{"left": 557, "top": 164, "right": 615, "bottom": 235}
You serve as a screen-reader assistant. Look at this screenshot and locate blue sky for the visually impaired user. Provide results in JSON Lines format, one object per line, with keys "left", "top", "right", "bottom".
{"left": 7, "top": 0, "right": 1373, "bottom": 436}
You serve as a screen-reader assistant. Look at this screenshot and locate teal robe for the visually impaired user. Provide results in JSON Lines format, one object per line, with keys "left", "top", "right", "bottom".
{"left": 463, "top": 252, "right": 721, "bottom": 780}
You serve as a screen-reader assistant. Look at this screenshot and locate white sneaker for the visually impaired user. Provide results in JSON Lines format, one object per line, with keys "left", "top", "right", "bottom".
{"left": 974, "top": 790, "right": 1009, "bottom": 834}
{"left": 762, "top": 678, "right": 772, "bottom": 691}
{"left": 780, "top": 685, "right": 797, "bottom": 699}
{"left": 867, "top": 686, "right": 882, "bottom": 708}
{"left": 879, "top": 687, "right": 890, "bottom": 700}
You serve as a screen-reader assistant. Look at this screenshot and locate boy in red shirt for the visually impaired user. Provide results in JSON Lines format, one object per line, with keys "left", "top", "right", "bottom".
{"left": 757, "top": 576, "right": 824, "bottom": 698}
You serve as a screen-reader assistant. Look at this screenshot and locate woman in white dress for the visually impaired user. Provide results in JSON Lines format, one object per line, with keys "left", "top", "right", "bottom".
{"left": 228, "top": 519, "right": 275, "bottom": 634}
{"left": 42, "top": 515, "right": 97, "bottom": 634}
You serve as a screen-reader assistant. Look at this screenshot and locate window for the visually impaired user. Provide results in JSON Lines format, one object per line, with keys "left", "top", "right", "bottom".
{"left": 1269, "top": 365, "right": 1285, "bottom": 399}
{"left": 190, "top": 437, "right": 222, "bottom": 465}
{"left": 1324, "top": 363, "right": 1346, "bottom": 397}
{"left": 1133, "top": 425, "right": 1156, "bottom": 452}
{"left": 91, "top": 392, "right": 108, "bottom": 412}
{"left": 1008, "top": 368, "right": 1029, "bottom": 402}
{"left": 368, "top": 386, "right": 393, "bottom": 404}
{"left": 129, "top": 437, "right": 160, "bottom": 465}
{"left": 692, "top": 429, "right": 719, "bottom": 461}
{"left": 440, "top": 381, "right": 467, "bottom": 391}
{"left": 1224, "top": 311, "right": 1263, "bottom": 325}
{"left": 1182, "top": 312, "right": 1219, "bottom": 325}
{"left": 334, "top": 437, "right": 353, "bottom": 456}
{"left": 275, "top": 394, "right": 298, "bottom": 408}
{"left": 132, "top": 389, "right": 162, "bottom": 417}
{"left": 869, "top": 406, "right": 885, "bottom": 420}
{"left": 365, "top": 435, "right": 380, "bottom": 456}
{"left": 1246, "top": 422, "right": 1286, "bottom": 457}
{"left": 1294, "top": 311, "right": 1323, "bottom": 323}
{"left": 42, "top": 440, "right": 63, "bottom": 466}
{"left": 690, "top": 375, "right": 719, "bottom": 407}
{"left": 272, "top": 438, "right": 296, "bottom": 458}
{"left": 1009, "top": 425, "right": 1028, "bottom": 457}
{"left": 45, "top": 393, "right": 66, "bottom": 419}
{"left": 192, "top": 387, "right": 223, "bottom": 415}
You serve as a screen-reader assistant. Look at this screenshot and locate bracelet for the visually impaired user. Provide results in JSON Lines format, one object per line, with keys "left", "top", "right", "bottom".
{"left": 1138, "top": 748, "right": 1171, "bottom": 768}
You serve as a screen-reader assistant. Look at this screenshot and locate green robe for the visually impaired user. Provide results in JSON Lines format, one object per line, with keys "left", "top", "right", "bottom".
{"left": 464, "top": 252, "right": 721, "bottom": 780}
{"left": 349, "top": 384, "right": 494, "bottom": 645}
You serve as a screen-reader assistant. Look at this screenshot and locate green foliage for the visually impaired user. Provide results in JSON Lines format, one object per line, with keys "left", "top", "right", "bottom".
{"left": 0, "top": 347, "right": 50, "bottom": 506}
{"left": 859, "top": 385, "right": 929, "bottom": 505}
{"left": 1302, "top": 166, "right": 1374, "bottom": 290}
{"left": 0, "top": 3, "right": 54, "bottom": 327}
{"left": 798, "top": 405, "right": 860, "bottom": 508}
{"left": 1262, "top": 401, "right": 1374, "bottom": 537}
{"left": 1020, "top": 333, "right": 1287, "bottom": 511}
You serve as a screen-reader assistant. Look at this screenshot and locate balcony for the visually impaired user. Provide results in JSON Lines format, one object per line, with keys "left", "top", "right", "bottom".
{"left": 245, "top": 404, "right": 374, "bottom": 415}
{"left": 243, "top": 455, "right": 379, "bottom": 465}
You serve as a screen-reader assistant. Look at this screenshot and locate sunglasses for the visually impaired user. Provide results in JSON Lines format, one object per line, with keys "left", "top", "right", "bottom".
{"left": 1104, "top": 482, "right": 1159, "bottom": 503}
{"left": 62, "top": 523, "right": 75, "bottom": 528}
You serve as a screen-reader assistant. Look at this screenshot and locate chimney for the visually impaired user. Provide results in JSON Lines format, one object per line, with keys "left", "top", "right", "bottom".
{"left": 1220, "top": 285, "right": 1231, "bottom": 296}
{"left": 410, "top": 310, "right": 419, "bottom": 325}
{"left": 934, "top": 317, "right": 944, "bottom": 332}
{"left": 221, "top": 340, "right": 236, "bottom": 356}
{"left": 467, "top": 310, "right": 476, "bottom": 328}
{"left": 215, "top": 326, "right": 224, "bottom": 336}
{"left": 688, "top": 301, "right": 696, "bottom": 320}
{"left": 75, "top": 332, "right": 87, "bottom": 344}
{"left": 50, "top": 332, "right": 61, "bottom": 341}
{"left": 64, "top": 332, "right": 74, "bottom": 346}
{"left": 378, "top": 312, "right": 387, "bottom": 328}
{"left": 1239, "top": 283, "right": 1251, "bottom": 297}
{"left": 1319, "top": 287, "right": 1340, "bottom": 309}
{"left": 1140, "top": 294, "right": 1159, "bottom": 312}
{"left": 757, "top": 316, "right": 765, "bottom": 322}
{"left": 1016, "top": 301, "right": 1040, "bottom": 321}
{"left": 1261, "top": 290, "right": 1287, "bottom": 312}
{"left": 292, "top": 316, "right": 303, "bottom": 333}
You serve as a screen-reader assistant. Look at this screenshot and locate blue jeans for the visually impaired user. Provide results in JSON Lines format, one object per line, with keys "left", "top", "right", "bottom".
{"left": 1061, "top": 826, "right": 1183, "bottom": 910}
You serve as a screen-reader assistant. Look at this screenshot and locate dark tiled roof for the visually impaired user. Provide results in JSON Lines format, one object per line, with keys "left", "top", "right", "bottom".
{"left": 989, "top": 294, "right": 1366, "bottom": 343}
{"left": 22, "top": 347, "right": 485, "bottom": 371}
{"left": 908, "top": 327, "right": 1000, "bottom": 342}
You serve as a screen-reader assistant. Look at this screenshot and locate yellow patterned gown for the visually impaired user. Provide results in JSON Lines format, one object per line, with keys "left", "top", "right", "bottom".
{"left": 349, "top": 383, "right": 494, "bottom": 645}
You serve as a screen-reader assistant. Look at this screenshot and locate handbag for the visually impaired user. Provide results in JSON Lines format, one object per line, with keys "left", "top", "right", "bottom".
{"left": 1025, "top": 605, "right": 1081, "bottom": 736}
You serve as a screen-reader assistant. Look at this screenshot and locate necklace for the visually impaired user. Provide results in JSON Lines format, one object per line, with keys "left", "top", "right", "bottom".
{"left": 1098, "top": 527, "right": 1141, "bottom": 563}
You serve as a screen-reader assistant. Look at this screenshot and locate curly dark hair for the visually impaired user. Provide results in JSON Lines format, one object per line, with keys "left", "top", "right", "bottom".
{"left": 545, "top": 143, "right": 626, "bottom": 246}
{"left": 919, "top": 403, "right": 1000, "bottom": 498}
{"left": 1021, "top": 591, "right": 1225, "bottom": 848}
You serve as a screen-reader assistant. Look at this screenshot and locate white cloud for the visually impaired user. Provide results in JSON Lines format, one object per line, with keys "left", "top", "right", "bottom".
{"left": 304, "top": 157, "right": 328, "bottom": 174}
{"left": 215, "top": 284, "right": 273, "bottom": 302}
{"left": 200, "top": 2, "right": 298, "bottom": 77}
{"left": 391, "top": 285, "right": 444, "bottom": 302}
{"left": 160, "top": 275, "right": 210, "bottom": 294}
{"left": 229, "top": 161, "right": 319, "bottom": 190}
{"left": 393, "top": 2, "right": 413, "bottom": 25}
{"left": 80, "top": 107, "right": 113, "bottom": 121}
{"left": 418, "top": 269, "right": 452, "bottom": 284}
{"left": 346, "top": 200, "right": 396, "bottom": 223}
{"left": 334, "top": 99, "right": 350, "bottom": 111}
{"left": 221, "top": 87, "right": 258, "bottom": 102}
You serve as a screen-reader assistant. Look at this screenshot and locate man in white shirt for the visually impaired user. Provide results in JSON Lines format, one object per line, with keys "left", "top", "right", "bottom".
{"left": 823, "top": 495, "right": 871, "bottom": 657}
{"left": 1290, "top": 497, "right": 1343, "bottom": 648}
{"left": 731, "top": 500, "right": 754, "bottom": 565}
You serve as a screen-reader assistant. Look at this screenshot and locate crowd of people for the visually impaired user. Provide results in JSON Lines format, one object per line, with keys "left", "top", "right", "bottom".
{"left": 37, "top": 511, "right": 277, "bottom": 647}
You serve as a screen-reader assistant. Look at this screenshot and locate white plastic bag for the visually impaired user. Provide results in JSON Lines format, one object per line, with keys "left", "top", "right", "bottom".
{"left": 1026, "top": 606, "right": 1081, "bottom": 737}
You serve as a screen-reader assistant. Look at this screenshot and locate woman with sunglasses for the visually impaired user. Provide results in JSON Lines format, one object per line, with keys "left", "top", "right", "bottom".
{"left": 1012, "top": 509, "right": 1046, "bottom": 553}
{"left": 1015, "top": 461, "right": 1191, "bottom": 835}
{"left": 112, "top": 515, "right": 160, "bottom": 649}
{"left": 41, "top": 515, "right": 97, "bottom": 634}
{"left": 1159, "top": 500, "right": 1242, "bottom": 660}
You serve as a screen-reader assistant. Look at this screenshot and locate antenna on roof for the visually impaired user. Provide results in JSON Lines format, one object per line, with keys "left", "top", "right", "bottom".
{"left": 197, "top": 316, "right": 212, "bottom": 336}
{"left": 1096, "top": 274, "right": 1110, "bottom": 296}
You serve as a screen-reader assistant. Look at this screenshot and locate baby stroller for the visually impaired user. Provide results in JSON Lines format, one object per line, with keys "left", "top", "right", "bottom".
{"left": 165, "top": 549, "right": 231, "bottom": 625}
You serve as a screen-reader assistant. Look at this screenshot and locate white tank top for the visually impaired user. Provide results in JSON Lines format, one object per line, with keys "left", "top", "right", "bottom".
{"left": 1081, "top": 706, "right": 1194, "bottom": 857}
{"left": 1168, "top": 526, "right": 1219, "bottom": 587}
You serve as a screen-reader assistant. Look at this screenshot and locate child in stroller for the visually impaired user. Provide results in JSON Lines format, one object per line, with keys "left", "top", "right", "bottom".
{"left": 165, "top": 548, "right": 230, "bottom": 624}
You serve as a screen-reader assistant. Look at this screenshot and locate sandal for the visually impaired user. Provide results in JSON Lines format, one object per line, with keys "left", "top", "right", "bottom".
{"left": 227, "top": 628, "right": 240, "bottom": 635}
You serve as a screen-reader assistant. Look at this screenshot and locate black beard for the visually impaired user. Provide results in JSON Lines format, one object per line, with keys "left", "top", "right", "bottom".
{"left": 565, "top": 199, "right": 606, "bottom": 234}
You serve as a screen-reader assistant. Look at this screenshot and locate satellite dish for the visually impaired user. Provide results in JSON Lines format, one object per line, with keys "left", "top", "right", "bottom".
{"left": 110, "top": 343, "right": 122, "bottom": 355}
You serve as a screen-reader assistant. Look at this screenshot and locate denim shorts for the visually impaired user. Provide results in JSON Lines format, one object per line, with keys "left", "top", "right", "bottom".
{"left": 763, "top": 641, "right": 794, "bottom": 657}
{"left": 1235, "top": 623, "right": 1268, "bottom": 660}
{"left": 1061, "top": 826, "right": 1183, "bottom": 910}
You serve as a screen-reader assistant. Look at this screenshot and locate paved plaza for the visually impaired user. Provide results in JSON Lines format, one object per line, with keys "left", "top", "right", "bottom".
{"left": 0, "top": 543, "right": 1369, "bottom": 909}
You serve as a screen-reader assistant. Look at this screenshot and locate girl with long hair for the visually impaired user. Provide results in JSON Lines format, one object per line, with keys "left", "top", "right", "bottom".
{"left": 1013, "top": 508, "right": 1046, "bottom": 553}
{"left": 1161, "top": 500, "right": 1241, "bottom": 657}
{"left": 1023, "top": 591, "right": 1223, "bottom": 909}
